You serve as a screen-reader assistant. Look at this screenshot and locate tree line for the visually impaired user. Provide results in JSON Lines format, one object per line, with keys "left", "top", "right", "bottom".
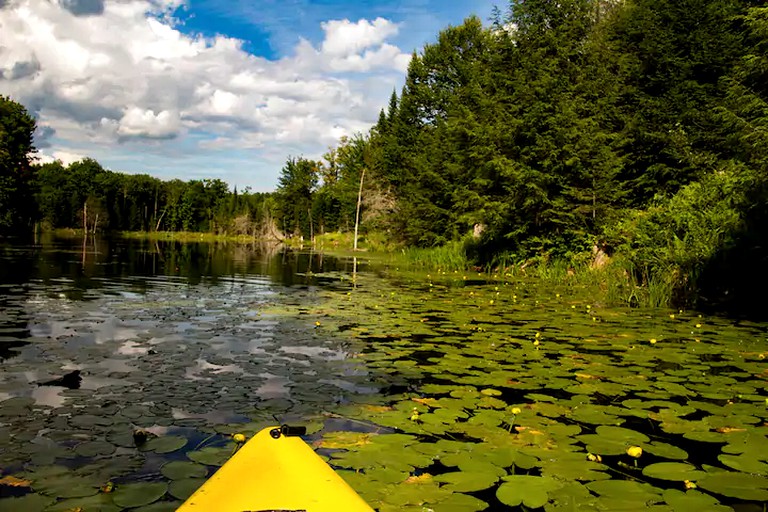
{"left": 273, "top": 0, "right": 768, "bottom": 311}
{"left": 2, "top": 0, "right": 768, "bottom": 311}
{"left": 0, "top": 104, "right": 275, "bottom": 237}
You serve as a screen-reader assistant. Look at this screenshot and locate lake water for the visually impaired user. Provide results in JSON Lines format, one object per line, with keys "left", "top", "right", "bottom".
{"left": 1, "top": 236, "right": 767, "bottom": 511}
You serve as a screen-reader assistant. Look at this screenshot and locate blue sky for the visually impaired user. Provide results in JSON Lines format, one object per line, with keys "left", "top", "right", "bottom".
{"left": 176, "top": 0, "right": 498, "bottom": 58}
{"left": 1, "top": 0, "right": 499, "bottom": 191}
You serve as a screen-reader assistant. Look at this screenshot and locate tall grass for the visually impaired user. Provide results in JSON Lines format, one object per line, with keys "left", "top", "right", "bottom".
{"left": 527, "top": 254, "right": 679, "bottom": 309}
{"left": 393, "top": 241, "right": 469, "bottom": 271}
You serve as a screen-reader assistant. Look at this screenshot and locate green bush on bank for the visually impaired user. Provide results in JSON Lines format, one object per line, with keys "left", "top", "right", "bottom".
{"left": 604, "top": 165, "right": 750, "bottom": 306}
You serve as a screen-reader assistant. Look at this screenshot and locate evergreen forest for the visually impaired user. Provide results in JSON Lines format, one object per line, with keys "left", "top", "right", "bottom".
{"left": 1, "top": 0, "right": 767, "bottom": 314}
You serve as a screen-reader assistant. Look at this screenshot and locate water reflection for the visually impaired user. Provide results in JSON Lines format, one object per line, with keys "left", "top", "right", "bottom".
{"left": 1, "top": 234, "right": 356, "bottom": 294}
{"left": 0, "top": 235, "right": 358, "bottom": 361}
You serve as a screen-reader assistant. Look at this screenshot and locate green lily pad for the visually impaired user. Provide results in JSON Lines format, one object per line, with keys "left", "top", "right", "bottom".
{"left": 586, "top": 479, "right": 663, "bottom": 499}
{"left": 70, "top": 414, "right": 113, "bottom": 428}
{"left": 112, "top": 482, "right": 168, "bottom": 508}
{"left": 540, "top": 459, "right": 611, "bottom": 482}
{"left": 34, "top": 474, "right": 100, "bottom": 499}
{"left": 143, "top": 435, "right": 188, "bottom": 454}
{"left": 642, "top": 463, "right": 706, "bottom": 481}
{"left": 187, "top": 446, "right": 234, "bottom": 466}
{"left": 644, "top": 442, "right": 688, "bottom": 461}
{"left": 45, "top": 494, "right": 120, "bottom": 512}
{"left": 161, "top": 461, "right": 208, "bottom": 480}
{"left": 0, "top": 493, "right": 54, "bottom": 512}
{"left": 434, "top": 492, "right": 488, "bottom": 511}
{"left": 718, "top": 454, "right": 768, "bottom": 475}
{"left": 496, "top": 475, "right": 562, "bottom": 509}
{"left": 381, "top": 478, "right": 451, "bottom": 508}
{"left": 595, "top": 425, "right": 650, "bottom": 445}
{"left": 75, "top": 440, "right": 116, "bottom": 457}
{"left": 721, "top": 433, "right": 768, "bottom": 457}
{"left": 575, "top": 435, "right": 629, "bottom": 456}
{"left": 168, "top": 478, "right": 205, "bottom": 501}
{"left": 132, "top": 502, "right": 184, "bottom": 512}
{"left": 698, "top": 472, "right": 768, "bottom": 501}
{"left": 662, "top": 489, "right": 731, "bottom": 512}
{"left": 433, "top": 471, "right": 499, "bottom": 492}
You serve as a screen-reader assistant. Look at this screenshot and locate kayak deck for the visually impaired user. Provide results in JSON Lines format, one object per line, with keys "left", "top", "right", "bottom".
{"left": 177, "top": 425, "right": 373, "bottom": 512}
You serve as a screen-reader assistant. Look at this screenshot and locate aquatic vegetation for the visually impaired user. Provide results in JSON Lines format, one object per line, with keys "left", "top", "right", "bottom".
{"left": 303, "top": 270, "right": 768, "bottom": 510}
{"left": 0, "top": 245, "right": 767, "bottom": 511}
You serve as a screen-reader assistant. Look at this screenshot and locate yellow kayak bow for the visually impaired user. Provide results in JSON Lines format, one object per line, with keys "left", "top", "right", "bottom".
{"left": 177, "top": 425, "right": 373, "bottom": 512}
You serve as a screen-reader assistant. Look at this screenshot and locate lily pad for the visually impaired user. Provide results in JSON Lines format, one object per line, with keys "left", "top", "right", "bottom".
{"left": 595, "top": 425, "right": 650, "bottom": 445}
{"left": 434, "top": 492, "right": 488, "bottom": 511}
{"left": 112, "top": 482, "right": 168, "bottom": 508}
{"left": 160, "top": 461, "right": 208, "bottom": 480}
{"left": 143, "top": 435, "right": 188, "bottom": 454}
{"left": 187, "top": 446, "right": 234, "bottom": 467}
{"left": 132, "top": 502, "right": 183, "bottom": 512}
{"left": 642, "top": 462, "right": 706, "bottom": 481}
{"left": 662, "top": 489, "right": 731, "bottom": 512}
{"left": 168, "top": 478, "right": 205, "bottom": 500}
{"left": 0, "top": 493, "right": 54, "bottom": 512}
{"left": 496, "top": 475, "right": 562, "bottom": 509}
{"left": 433, "top": 471, "right": 499, "bottom": 492}
{"left": 34, "top": 474, "right": 100, "bottom": 499}
{"left": 586, "top": 479, "right": 663, "bottom": 500}
{"left": 75, "top": 440, "right": 116, "bottom": 457}
{"left": 644, "top": 441, "right": 688, "bottom": 461}
{"left": 717, "top": 454, "right": 768, "bottom": 475}
{"left": 45, "top": 494, "right": 120, "bottom": 512}
{"left": 698, "top": 472, "right": 768, "bottom": 500}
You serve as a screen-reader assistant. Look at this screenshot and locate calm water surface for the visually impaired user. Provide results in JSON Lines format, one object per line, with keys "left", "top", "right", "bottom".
{"left": 0, "top": 237, "right": 376, "bottom": 509}
{"left": 2, "top": 236, "right": 768, "bottom": 511}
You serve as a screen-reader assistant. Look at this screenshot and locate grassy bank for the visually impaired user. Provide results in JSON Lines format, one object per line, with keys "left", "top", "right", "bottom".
{"left": 48, "top": 228, "right": 684, "bottom": 309}
{"left": 120, "top": 231, "right": 276, "bottom": 244}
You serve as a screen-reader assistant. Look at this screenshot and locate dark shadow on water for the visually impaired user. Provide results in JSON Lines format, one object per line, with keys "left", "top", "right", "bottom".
{"left": 695, "top": 187, "right": 768, "bottom": 321}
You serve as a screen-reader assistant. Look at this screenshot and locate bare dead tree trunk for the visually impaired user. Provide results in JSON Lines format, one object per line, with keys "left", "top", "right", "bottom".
{"left": 155, "top": 208, "right": 167, "bottom": 232}
{"left": 353, "top": 169, "right": 366, "bottom": 251}
{"left": 308, "top": 208, "right": 314, "bottom": 243}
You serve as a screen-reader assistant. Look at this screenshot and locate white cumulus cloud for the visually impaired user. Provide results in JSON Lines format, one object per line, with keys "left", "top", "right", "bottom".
{"left": 0, "top": 0, "right": 411, "bottom": 187}
{"left": 321, "top": 17, "right": 399, "bottom": 57}
{"left": 116, "top": 107, "right": 180, "bottom": 139}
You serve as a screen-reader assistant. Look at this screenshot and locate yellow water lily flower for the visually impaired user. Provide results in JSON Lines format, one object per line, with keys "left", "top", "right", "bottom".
{"left": 650, "top": 338, "right": 657, "bottom": 344}
{"left": 232, "top": 433, "right": 246, "bottom": 443}
{"left": 684, "top": 480, "right": 697, "bottom": 490}
{"left": 510, "top": 407, "right": 522, "bottom": 415}
{"left": 626, "top": 446, "right": 643, "bottom": 458}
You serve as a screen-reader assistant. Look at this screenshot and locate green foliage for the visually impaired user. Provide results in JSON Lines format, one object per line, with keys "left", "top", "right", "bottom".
{"left": 303, "top": 0, "right": 768, "bottom": 310}
{"left": 394, "top": 240, "right": 469, "bottom": 271}
{"left": 31, "top": 161, "right": 272, "bottom": 235}
{"left": 0, "top": 95, "right": 37, "bottom": 232}
{"left": 604, "top": 166, "right": 750, "bottom": 305}
{"left": 4, "top": 1, "right": 768, "bottom": 310}
{"left": 275, "top": 157, "right": 319, "bottom": 238}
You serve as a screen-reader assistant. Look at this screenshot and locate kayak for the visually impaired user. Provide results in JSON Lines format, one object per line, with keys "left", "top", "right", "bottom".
{"left": 177, "top": 425, "right": 373, "bottom": 512}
